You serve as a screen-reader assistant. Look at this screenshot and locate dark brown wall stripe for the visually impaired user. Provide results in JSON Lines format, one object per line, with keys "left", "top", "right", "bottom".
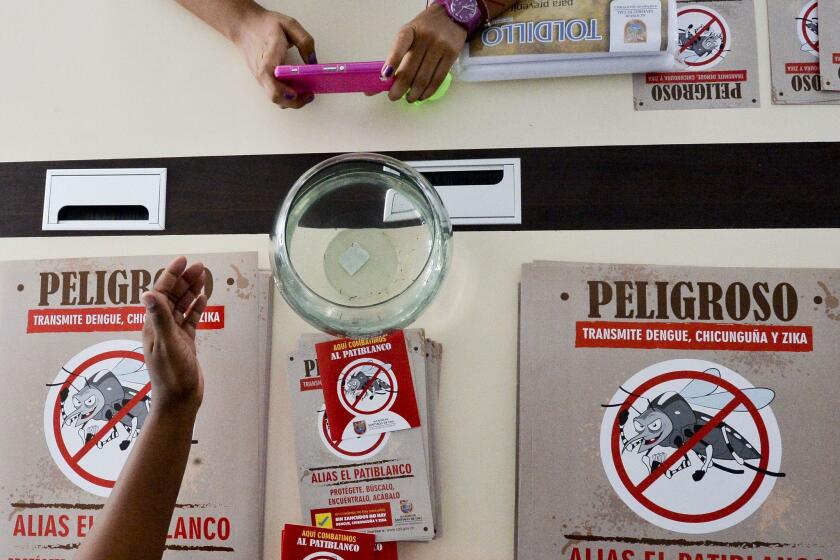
{"left": 2, "top": 143, "right": 839, "bottom": 237}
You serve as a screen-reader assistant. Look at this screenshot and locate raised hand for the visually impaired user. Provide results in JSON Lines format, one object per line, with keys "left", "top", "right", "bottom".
{"left": 141, "top": 256, "right": 209, "bottom": 414}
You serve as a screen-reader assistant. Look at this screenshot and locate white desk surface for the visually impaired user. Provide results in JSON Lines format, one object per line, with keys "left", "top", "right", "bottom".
{"left": 2, "top": 0, "right": 840, "bottom": 164}
{"left": 1, "top": 230, "right": 838, "bottom": 559}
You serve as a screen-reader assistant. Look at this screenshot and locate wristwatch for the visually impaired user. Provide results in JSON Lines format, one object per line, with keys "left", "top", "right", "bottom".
{"left": 432, "top": 0, "right": 488, "bottom": 38}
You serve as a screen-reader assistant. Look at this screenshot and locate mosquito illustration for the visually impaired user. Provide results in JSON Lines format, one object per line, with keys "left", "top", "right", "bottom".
{"left": 49, "top": 349, "right": 150, "bottom": 451}
{"left": 679, "top": 24, "right": 728, "bottom": 61}
{"left": 342, "top": 366, "right": 394, "bottom": 402}
{"left": 603, "top": 369, "right": 786, "bottom": 482}
{"left": 796, "top": 16, "right": 818, "bottom": 36}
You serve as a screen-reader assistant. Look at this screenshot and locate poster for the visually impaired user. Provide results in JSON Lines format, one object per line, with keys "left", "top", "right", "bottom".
{"left": 0, "top": 253, "right": 269, "bottom": 559}
{"left": 633, "top": 0, "right": 761, "bottom": 110}
{"left": 517, "top": 261, "right": 839, "bottom": 560}
{"left": 819, "top": 0, "right": 840, "bottom": 90}
{"left": 767, "top": 0, "right": 840, "bottom": 104}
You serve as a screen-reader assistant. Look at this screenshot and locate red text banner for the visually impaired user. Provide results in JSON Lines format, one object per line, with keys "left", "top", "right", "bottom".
{"left": 27, "top": 306, "right": 225, "bottom": 333}
{"left": 300, "top": 377, "right": 323, "bottom": 392}
{"left": 646, "top": 70, "right": 747, "bottom": 84}
{"left": 575, "top": 321, "right": 812, "bottom": 352}
{"left": 785, "top": 62, "right": 820, "bottom": 74}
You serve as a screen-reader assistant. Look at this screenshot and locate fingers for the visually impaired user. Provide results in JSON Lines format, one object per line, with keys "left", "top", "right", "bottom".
{"left": 419, "top": 51, "right": 456, "bottom": 101}
{"left": 382, "top": 25, "right": 415, "bottom": 85}
{"left": 174, "top": 267, "right": 206, "bottom": 315}
{"left": 282, "top": 16, "right": 317, "bottom": 65}
{"left": 256, "top": 21, "right": 314, "bottom": 109}
{"left": 159, "top": 260, "right": 205, "bottom": 309}
{"left": 406, "top": 49, "right": 444, "bottom": 103}
{"left": 385, "top": 5, "right": 465, "bottom": 103}
{"left": 153, "top": 258, "right": 210, "bottom": 326}
{"left": 142, "top": 291, "right": 176, "bottom": 339}
{"left": 261, "top": 75, "right": 314, "bottom": 109}
{"left": 389, "top": 41, "right": 427, "bottom": 102}
{"left": 183, "top": 294, "right": 209, "bottom": 338}
{"left": 154, "top": 256, "right": 188, "bottom": 298}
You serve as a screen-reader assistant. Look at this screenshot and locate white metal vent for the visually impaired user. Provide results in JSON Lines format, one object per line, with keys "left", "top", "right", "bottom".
{"left": 384, "top": 158, "right": 521, "bottom": 226}
{"left": 42, "top": 168, "right": 167, "bottom": 231}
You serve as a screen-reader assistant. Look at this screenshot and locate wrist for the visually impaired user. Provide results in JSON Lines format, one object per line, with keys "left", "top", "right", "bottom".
{"left": 229, "top": 2, "right": 267, "bottom": 46}
{"left": 151, "top": 397, "right": 201, "bottom": 422}
{"left": 428, "top": 3, "right": 468, "bottom": 42}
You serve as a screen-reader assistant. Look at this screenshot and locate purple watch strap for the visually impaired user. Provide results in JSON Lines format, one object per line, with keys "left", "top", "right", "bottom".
{"left": 433, "top": 0, "right": 484, "bottom": 36}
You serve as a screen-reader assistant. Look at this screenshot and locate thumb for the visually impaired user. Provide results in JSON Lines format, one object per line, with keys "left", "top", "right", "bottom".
{"left": 142, "top": 291, "right": 175, "bottom": 338}
{"left": 382, "top": 25, "right": 415, "bottom": 81}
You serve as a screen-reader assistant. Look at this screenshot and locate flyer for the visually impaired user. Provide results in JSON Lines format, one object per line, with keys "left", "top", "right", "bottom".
{"left": 0, "top": 253, "right": 269, "bottom": 559}
{"left": 287, "top": 331, "right": 437, "bottom": 542}
{"left": 281, "top": 524, "right": 375, "bottom": 560}
{"left": 316, "top": 331, "right": 421, "bottom": 442}
{"left": 517, "top": 261, "right": 839, "bottom": 560}
{"left": 819, "top": 0, "right": 840, "bottom": 90}
{"left": 767, "top": 0, "right": 840, "bottom": 104}
{"left": 633, "top": 0, "right": 761, "bottom": 110}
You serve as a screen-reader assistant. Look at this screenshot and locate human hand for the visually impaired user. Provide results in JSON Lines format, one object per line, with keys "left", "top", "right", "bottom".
{"left": 141, "top": 257, "right": 209, "bottom": 415}
{"left": 381, "top": 3, "right": 466, "bottom": 103}
{"left": 235, "top": 8, "right": 316, "bottom": 108}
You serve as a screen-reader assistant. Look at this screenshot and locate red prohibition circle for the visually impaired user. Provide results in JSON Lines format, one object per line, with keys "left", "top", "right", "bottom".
{"left": 338, "top": 361, "right": 396, "bottom": 416}
{"left": 321, "top": 412, "right": 386, "bottom": 457}
{"left": 679, "top": 8, "right": 728, "bottom": 67}
{"left": 801, "top": 2, "right": 819, "bottom": 53}
{"left": 610, "top": 370, "right": 771, "bottom": 524}
{"left": 52, "top": 350, "right": 147, "bottom": 488}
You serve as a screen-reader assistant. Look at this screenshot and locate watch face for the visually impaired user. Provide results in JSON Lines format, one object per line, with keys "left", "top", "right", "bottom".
{"left": 449, "top": 0, "right": 479, "bottom": 23}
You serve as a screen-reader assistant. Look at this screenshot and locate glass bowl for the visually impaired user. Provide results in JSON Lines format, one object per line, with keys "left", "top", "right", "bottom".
{"left": 270, "top": 153, "right": 452, "bottom": 338}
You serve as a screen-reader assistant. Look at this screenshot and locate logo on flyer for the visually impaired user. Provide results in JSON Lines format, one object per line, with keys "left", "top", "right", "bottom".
{"left": 625, "top": 19, "right": 647, "bottom": 43}
{"left": 399, "top": 500, "right": 414, "bottom": 514}
{"left": 317, "top": 408, "right": 388, "bottom": 462}
{"left": 599, "top": 359, "right": 785, "bottom": 533}
{"left": 353, "top": 420, "right": 368, "bottom": 435}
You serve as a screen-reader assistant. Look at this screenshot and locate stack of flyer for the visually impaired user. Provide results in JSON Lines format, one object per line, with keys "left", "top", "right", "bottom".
{"left": 456, "top": 0, "right": 679, "bottom": 80}
{"left": 286, "top": 330, "right": 441, "bottom": 548}
{"left": 0, "top": 252, "right": 272, "bottom": 559}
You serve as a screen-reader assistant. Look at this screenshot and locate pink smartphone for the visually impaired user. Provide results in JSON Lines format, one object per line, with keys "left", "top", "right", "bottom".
{"left": 274, "top": 61, "right": 393, "bottom": 94}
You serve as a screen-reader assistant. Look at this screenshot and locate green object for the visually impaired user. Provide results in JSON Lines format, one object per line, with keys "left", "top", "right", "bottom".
{"left": 403, "top": 72, "right": 453, "bottom": 105}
